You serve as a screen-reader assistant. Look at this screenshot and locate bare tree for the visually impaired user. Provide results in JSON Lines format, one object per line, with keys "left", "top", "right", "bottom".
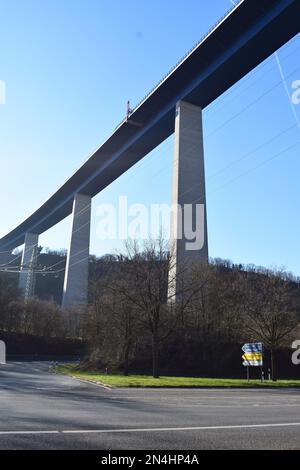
{"left": 4, "top": 298, "right": 63, "bottom": 338}
{"left": 85, "top": 279, "right": 139, "bottom": 375}
{"left": 102, "top": 238, "right": 206, "bottom": 378}
{"left": 0, "top": 274, "right": 20, "bottom": 332}
{"left": 240, "top": 268, "right": 300, "bottom": 380}
{"left": 183, "top": 261, "right": 244, "bottom": 366}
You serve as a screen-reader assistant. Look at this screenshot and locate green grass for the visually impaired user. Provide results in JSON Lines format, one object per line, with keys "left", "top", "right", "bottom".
{"left": 55, "top": 365, "right": 300, "bottom": 388}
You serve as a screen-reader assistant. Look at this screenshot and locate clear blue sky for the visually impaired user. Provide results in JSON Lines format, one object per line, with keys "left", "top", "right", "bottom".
{"left": 1, "top": 0, "right": 300, "bottom": 274}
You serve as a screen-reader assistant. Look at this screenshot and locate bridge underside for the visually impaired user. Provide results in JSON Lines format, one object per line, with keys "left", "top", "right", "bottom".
{"left": 0, "top": 0, "right": 299, "bottom": 252}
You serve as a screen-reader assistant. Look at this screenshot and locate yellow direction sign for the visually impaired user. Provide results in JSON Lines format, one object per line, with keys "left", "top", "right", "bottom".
{"left": 243, "top": 352, "right": 263, "bottom": 362}
{"left": 242, "top": 343, "right": 264, "bottom": 381}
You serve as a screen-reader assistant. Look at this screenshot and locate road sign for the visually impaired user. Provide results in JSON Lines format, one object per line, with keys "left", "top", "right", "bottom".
{"left": 242, "top": 343, "right": 264, "bottom": 381}
{"left": 242, "top": 344, "right": 263, "bottom": 367}
{"left": 243, "top": 360, "right": 263, "bottom": 367}
{"left": 242, "top": 343, "right": 263, "bottom": 353}
{"left": 243, "top": 352, "right": 263, "bottom": 362}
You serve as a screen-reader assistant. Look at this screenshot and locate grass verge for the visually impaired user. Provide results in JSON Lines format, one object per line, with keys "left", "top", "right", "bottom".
{"left": 55, "top": 365, "right": 300, "bottom": 388}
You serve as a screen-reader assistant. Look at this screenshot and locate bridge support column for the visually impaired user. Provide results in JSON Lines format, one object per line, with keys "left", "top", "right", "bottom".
{"left": 168, "top": 101, "right": 208, "bottom": 300}
{"left": 18, "top": 232, "right": 39, "bottom": 298}
{"left": 62, "top": 193, "right": 91, "bottom": 308}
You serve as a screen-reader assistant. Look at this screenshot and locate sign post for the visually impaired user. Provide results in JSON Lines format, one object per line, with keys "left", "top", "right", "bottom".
{"left": 242, "top": 343, "right": 263, "bottom": 381}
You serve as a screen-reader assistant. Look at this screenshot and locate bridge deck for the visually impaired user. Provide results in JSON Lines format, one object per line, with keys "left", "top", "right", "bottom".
{"left": 1, "top": 0, "right": 299, "bottom": 250}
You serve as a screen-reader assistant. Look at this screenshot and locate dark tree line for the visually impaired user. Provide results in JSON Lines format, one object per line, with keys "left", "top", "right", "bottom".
{"left": 0, "top": 272, "right": 80, "bottom": 341}
{"left": 82, "top": 241, "right": 300, "bottom": 380}
{"left": 0, "top": 242, "right": 299, "bottom": 379}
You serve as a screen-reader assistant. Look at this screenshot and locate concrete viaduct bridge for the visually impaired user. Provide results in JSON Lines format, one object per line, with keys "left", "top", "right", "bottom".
{"left": 0, "top": 0, "right": 299, "bottom": 307}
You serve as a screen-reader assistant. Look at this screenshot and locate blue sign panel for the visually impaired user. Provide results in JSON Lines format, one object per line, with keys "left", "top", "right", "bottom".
{"left": 242, "top": 343, "right": 263, "bottom": 353}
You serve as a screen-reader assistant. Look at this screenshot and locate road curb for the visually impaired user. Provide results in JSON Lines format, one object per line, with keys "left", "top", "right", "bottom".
{"left": 69, "top": 375, "right": 113, "bottom": 391}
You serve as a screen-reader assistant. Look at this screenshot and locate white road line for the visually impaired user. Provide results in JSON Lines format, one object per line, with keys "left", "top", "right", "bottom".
{"left": 69, "top": 376, "right": 111, "bottom": 391}
{"left": 1, "top": 422, "right": 300, "bottom": 436}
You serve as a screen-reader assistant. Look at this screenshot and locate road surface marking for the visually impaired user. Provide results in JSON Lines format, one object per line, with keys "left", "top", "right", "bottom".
{"left": 1, "top": 422, "right": 300, "bottom": 435}
{"left": 70, "top": 376, "right": 111, "bottom": 390}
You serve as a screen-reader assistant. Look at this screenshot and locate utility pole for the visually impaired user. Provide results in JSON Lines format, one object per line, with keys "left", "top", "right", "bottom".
{"left": 24, "top": 245, "right": 37, "bottom": 301}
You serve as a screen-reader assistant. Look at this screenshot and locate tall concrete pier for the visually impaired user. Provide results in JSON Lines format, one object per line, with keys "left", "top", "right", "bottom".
{"left": 18, "top": 232, "right": 39, "bottom": 296}
{"left": 169, "top": 101, "right": 208, "bottom": 298}
{"left": 62, "top": 193, "right": 91, "bottom": 308}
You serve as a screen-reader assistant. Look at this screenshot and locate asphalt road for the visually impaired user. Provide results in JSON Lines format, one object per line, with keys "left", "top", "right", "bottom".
{"left": 0, "top": 362, "right": 300, "bottom": 450}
